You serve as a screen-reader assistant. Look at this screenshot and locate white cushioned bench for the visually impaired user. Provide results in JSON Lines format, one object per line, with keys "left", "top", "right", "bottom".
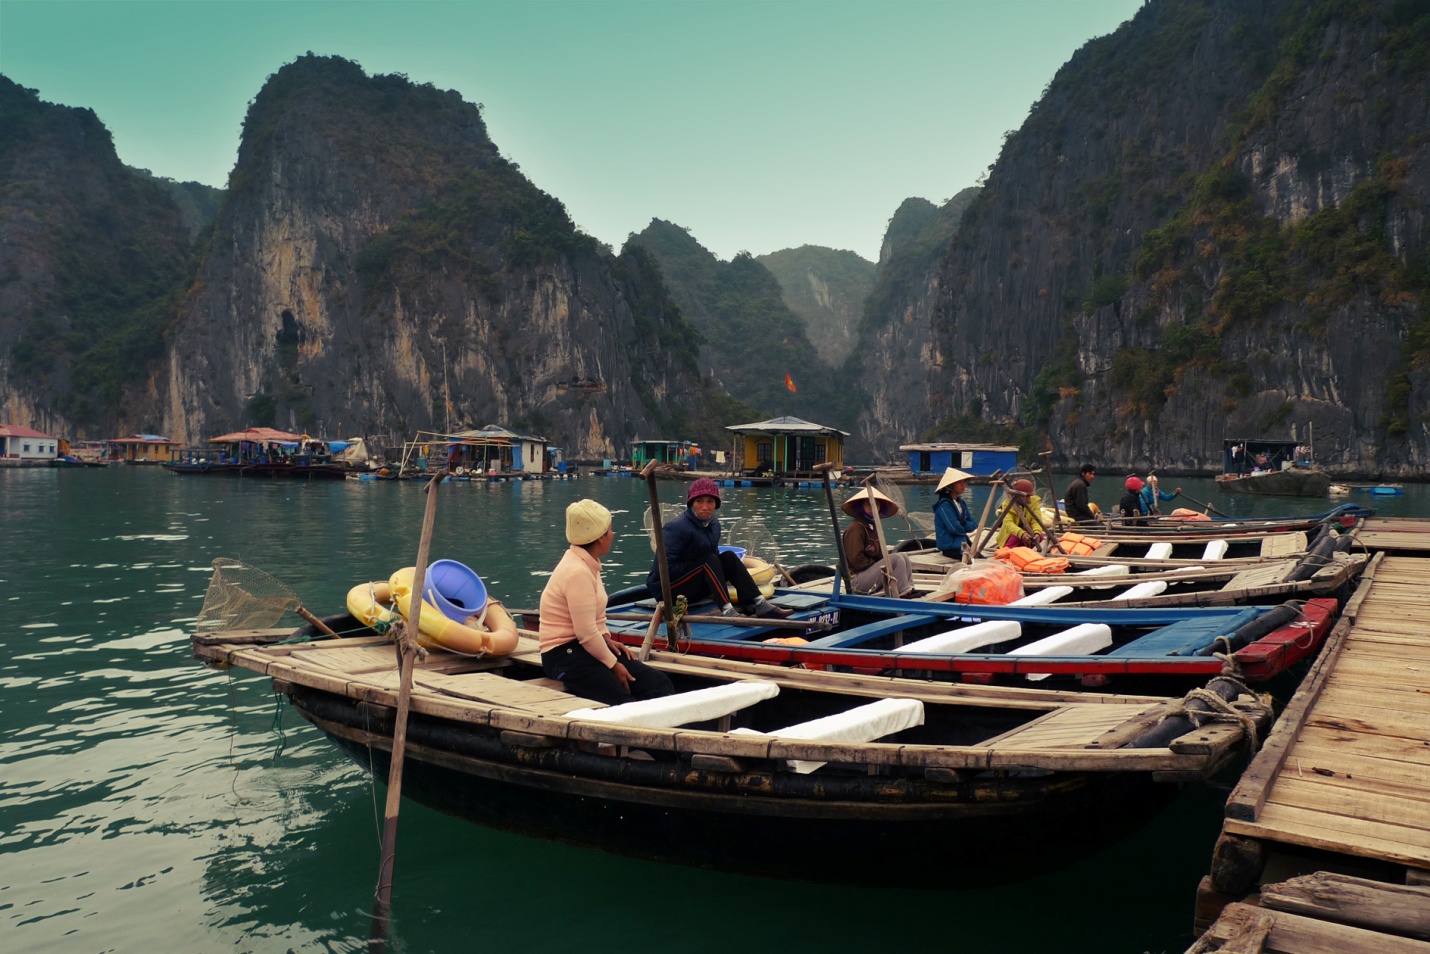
{"left": 565, "top": 679, "right": 780, "bottom": 727}
{"left": 732, "top": 697, "right": 925, "bottom": 773}
{"left": 897, "top": 619, "right": 1022, "bottom": 655}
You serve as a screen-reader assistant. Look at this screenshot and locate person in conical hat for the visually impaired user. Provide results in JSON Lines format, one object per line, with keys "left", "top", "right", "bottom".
{"left": 933, "top": 468, "right": 978, "bottom": 559}
{"left": 645, "top": 478, "right": 793, "bottom": 619}
{"left": 841, "top": 486, "right": 915, "bottom": 598}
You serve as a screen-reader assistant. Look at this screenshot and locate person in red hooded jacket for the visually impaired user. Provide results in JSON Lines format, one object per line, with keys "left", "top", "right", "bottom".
{"left": 646, "top": 478, "right": 793, "bottom": 618}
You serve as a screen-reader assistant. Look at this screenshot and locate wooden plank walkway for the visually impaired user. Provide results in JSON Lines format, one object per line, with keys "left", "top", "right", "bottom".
{"left": 1192, "top": 552, "right": 1430, "bottom": 947}
{"left": 1357, "top": 517, "right": 1430, "bottom": 553}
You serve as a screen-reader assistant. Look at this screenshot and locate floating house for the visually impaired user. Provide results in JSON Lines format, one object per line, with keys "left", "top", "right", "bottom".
{"left": 631, "top": 439, "right": 700, "bottom": 469}
{"left": 899, "top": 442, "right": 1020, "bottom": 478}
{"left": 726, "top": 416, "right": 847, "bottom": 478}
{"left": 0, "top": 424, "right": 59, "bottom": 466}
{"left": 105, "top": 433, "right": 178, "bottom": 464}
{"left": 418, "top": 424, "right": 557, "bottom": 476}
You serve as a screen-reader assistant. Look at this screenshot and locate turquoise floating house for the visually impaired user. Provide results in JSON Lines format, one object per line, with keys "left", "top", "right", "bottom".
{"left": 899, "top": 442, "right": 1019, "bottom": 478}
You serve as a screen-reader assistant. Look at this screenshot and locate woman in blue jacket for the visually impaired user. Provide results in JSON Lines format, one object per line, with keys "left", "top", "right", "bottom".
{"left": 1137, "top": 473, "right": 1181, "bottom": 516}
{"left": 933, "top": 467, "right": 979, "bottom": 559}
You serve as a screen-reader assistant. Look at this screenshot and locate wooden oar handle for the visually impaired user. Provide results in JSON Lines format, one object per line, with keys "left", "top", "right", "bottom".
{"left": 296, "top": 606, "right": 338, "bottom": 636}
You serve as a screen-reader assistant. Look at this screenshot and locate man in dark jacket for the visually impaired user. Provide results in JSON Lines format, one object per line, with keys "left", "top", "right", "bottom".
{"left": 1063, "top": 464, "right": 1098, "bottom": 523}
{"left": 647, "top": 478, "right": 792, "bottom": 618}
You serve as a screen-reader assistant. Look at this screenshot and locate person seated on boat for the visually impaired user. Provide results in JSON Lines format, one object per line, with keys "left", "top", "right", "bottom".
{"left": 540, "top": 499, "right": 674, "bottom": 706}
{"left": 1063, "top": 464, "right": 1099, "bottom": 524}
{"left": 993, "top": 479, "right": 1045, "bottom": 549}
{"left": 842, "top": 488, "right": 915, "bottom": 597}
{"left": 647, "top": 478, "right": 793, "bottom": 619}
{"left": 1119, "top": 476, "right": 1146, "bottom": 524}
{"left": 933, "top": 467, "right": 979, "bottom": 560}
{"left": 1138, "top": 474, "right": 1181, "bottom": 516}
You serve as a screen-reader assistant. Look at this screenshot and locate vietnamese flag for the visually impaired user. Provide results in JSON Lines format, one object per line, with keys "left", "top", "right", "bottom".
{"left": 785, "top": 373, "right": 797, "bottom": 393}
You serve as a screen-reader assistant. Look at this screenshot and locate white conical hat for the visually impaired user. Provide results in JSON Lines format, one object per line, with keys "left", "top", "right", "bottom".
{"left": 935, "top": 467, "right": 975, "bottom": 493}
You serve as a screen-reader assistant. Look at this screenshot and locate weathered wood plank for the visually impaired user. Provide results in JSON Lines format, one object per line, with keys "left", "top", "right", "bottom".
{"left": 1197, "top": 901, "right": 1430, "bottom": 954}
{"left": 1265, "top": 775, "right": 1430, "bottom": 831}
{"left": 1259, "top": 872, "right": 1430, "bottom": 941}
{"left": 1226, "top": 803, "right": 1430, "bottom": 867}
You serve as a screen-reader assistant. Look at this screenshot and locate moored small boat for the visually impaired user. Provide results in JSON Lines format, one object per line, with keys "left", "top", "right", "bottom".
{"left": 192, "top": 613, "right": 1274, "bottom": 886}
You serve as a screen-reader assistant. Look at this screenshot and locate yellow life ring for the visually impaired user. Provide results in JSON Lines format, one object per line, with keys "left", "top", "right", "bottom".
{"left": 388, "top": 566, "right": 520, "bottom": 656}
{"left": 743, "top": 556, "right": 778, "bottom": 587}
{"left": 347, "top": 580, "right": 402, "bottom": 634}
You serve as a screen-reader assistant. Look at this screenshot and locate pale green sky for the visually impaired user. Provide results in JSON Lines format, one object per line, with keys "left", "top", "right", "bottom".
{"left": 0, "top": 0, "right": 1143, "bottom": 261}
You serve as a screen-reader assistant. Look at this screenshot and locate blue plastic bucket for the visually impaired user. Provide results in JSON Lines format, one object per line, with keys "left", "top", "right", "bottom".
{"left": 719, "top": 546, "right": 747, "bottom": 561}
{"left": 424, "top": 559, "right": 488, "bottom": 622}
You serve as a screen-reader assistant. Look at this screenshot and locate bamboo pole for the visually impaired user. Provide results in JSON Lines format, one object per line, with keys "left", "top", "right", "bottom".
{"left": 1039, "top": 450, "right": 1065, "bottom": 531}
{"left": 862, "top": 481, "right": 898, "bottom": 597}
{"left": 641, "top": 460, "right": 679, "bottom": 651}
{"left": 815, "top": 463, "right": 853, "bottom": 593}
{"left": 370, "top": 467, "right": 446, "bottom": 952}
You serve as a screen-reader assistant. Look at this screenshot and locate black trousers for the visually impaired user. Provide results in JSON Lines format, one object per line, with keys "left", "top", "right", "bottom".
{"left": 542, "top": 640, "right": 674, "bottom": 706}
{"left": 667, "top": 552, "right": 761, "bottom": 608}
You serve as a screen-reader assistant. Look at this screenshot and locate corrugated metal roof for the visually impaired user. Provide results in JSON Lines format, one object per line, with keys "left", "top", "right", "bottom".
{"left": 0, "top": 424, "right": 56, "bottom": 439}
{"left": 725, "top": 416, "right": 849, "bottom": 437}
{"left": 207, "top": 427, "right": 305, "bottom": 443}
{"left": 899, "top": 442, "right": 1019, "bottom": 452}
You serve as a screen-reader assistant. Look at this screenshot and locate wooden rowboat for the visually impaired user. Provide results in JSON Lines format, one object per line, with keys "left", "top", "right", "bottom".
{"left": 192, "top": 620, "right": 1273, "bottom": 886}
{"left": 595, "top": 590, "right": 1341, "bottom": 691}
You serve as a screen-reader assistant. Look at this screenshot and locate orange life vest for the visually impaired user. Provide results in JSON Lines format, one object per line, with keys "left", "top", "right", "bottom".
{"left": 1055, "top": 531, "right": 1102, "bottom": 555}
{"left": 994, "top": 546, "right": 1071, "bottom": 574}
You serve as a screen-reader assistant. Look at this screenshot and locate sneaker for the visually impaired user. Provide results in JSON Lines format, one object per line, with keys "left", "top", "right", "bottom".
{"left": 749, "top": 598, "right": 794, "bottom": 620}
{"left": 720, "top": 603, "right": 743, "bottom": 618}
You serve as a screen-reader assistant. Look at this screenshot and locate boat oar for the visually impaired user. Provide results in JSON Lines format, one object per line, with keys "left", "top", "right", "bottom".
{"left": 371, "top": 467, "right": 446, "bottom": 953}
{"left": 815, "top": 463, "right": 853, "bottom": 593}
{"left": 641, "top": 460, "right": 679, "bottom": 652}
{"left": 1177, "top": 489, "right": 1228, "bottom": 518}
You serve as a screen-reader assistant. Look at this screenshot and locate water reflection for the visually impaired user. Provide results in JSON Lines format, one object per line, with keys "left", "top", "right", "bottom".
{"left": 0, "top": 466, "right": 1421, "bottom": 952}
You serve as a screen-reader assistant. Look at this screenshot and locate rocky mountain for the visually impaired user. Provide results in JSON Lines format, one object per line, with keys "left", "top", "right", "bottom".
{"left": 851, "top": 188, "right": 981, "bottom": 458}
{"left": 754, "top": 245, "right": 874, "bottom": 366}
{"left": 868, "top": 0, "right": 1429, "bottom": 476}
{"left": 152, "top": 56, "right": 713, "bottom": 455}
{"left": 0, "top": 76, "right": 200, "bottom": 434}
{"left": 626, "top": 220, "right": 863, "bottom": 436}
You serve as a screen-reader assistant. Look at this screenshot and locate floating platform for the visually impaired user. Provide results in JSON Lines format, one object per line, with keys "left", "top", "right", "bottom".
{"left": 1192, "top": 551, "right": 1430, "bottom": 947}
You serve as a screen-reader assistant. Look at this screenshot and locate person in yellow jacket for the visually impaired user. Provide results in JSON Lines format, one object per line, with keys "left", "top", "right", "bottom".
{"left": 994, "top": 479, "right": 1046, "bottom": 549}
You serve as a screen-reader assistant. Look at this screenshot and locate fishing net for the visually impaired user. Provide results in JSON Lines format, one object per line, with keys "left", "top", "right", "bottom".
{"left": 869, "top": 473, "right": 935, "bottom": 536}
{"left": 643, "top": 503, "right": 686, "bottom": 552}
{"left": 196, "top": 557, "right": 303, "bottom": 632}
{"left": 725, "top": 514, "right": 782, "bottom": 567}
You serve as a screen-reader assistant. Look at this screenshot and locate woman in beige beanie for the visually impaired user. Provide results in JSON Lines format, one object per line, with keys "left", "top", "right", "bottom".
{"left": 538, "top": 499, "right": 673, "bottom": 705}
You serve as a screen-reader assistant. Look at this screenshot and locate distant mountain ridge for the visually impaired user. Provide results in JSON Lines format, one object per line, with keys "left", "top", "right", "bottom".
{"left": 754, "top": 245, "right": 874, "bottom": 366}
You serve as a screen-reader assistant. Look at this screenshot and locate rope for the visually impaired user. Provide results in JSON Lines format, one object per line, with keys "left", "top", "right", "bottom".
{"left": 1157, "top": 674, "right": 1272, "bottom": 756}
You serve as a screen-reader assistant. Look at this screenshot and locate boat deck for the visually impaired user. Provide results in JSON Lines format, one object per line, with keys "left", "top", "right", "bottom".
{"left": 1195, "top": 553, "right": 1430, "bottom": 941}
{"left": 193, "top": 630, "right": 1264, "bottom": 777}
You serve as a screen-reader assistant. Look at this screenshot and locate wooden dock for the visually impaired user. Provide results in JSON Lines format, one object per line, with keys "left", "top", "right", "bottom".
{"left": 1355, "top": 517, "right": 1430, "bottom": 553}
{"left": 1190, "top": 551, "right": 1430, "bottom": 951}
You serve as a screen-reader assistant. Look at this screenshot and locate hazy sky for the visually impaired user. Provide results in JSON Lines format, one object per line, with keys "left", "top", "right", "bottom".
{"left": 1, "top": 0, "right": 1142, "bottom": 261}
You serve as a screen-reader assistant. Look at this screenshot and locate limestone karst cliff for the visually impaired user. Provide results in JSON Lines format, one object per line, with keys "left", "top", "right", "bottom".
{"left": 156, "top": 56, "right": 704, "bottom": 455}
{"left": 866, "top": 0, "right": 1428, "bottom": 476}
{"left": 0, "top": 76, "right": 201, "bottom": 435}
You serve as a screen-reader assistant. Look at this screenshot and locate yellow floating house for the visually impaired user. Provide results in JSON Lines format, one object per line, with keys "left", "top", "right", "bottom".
{"left": 726, "top": 416, "right": 847, "bottom": 480}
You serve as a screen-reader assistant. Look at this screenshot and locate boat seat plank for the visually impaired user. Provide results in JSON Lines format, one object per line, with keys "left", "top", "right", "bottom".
{"left": 897, "top": 620, "right": 1021, "bottom": 655}
{"left": 803, "top": 614, "right": 937, "bottom": 649}
{"left": 1222, "top": 560, "right": 1297, "bottom": 590}
{"left": 564, "top": 680, "right": 780, "bottom": 727}
{"left": 417, "top": 671, "right": 605, "bottom": 713}
{"left": 732, "top": 698, "right": 925, "bottom": 773}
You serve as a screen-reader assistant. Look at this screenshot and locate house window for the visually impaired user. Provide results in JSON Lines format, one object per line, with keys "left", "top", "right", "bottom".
{"left": 757, "top": 442, "right": 772, "bottom": 462}
{"left": 814, "top": 443, "right": 827, "bottom": 463}
{"left": 23, "top": 443, "right": 30, "bottom": 453}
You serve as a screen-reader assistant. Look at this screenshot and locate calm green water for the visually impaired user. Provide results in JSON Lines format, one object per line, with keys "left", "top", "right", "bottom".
{"left": 1, "top": 468, "right": 1417, "bottom": 953}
